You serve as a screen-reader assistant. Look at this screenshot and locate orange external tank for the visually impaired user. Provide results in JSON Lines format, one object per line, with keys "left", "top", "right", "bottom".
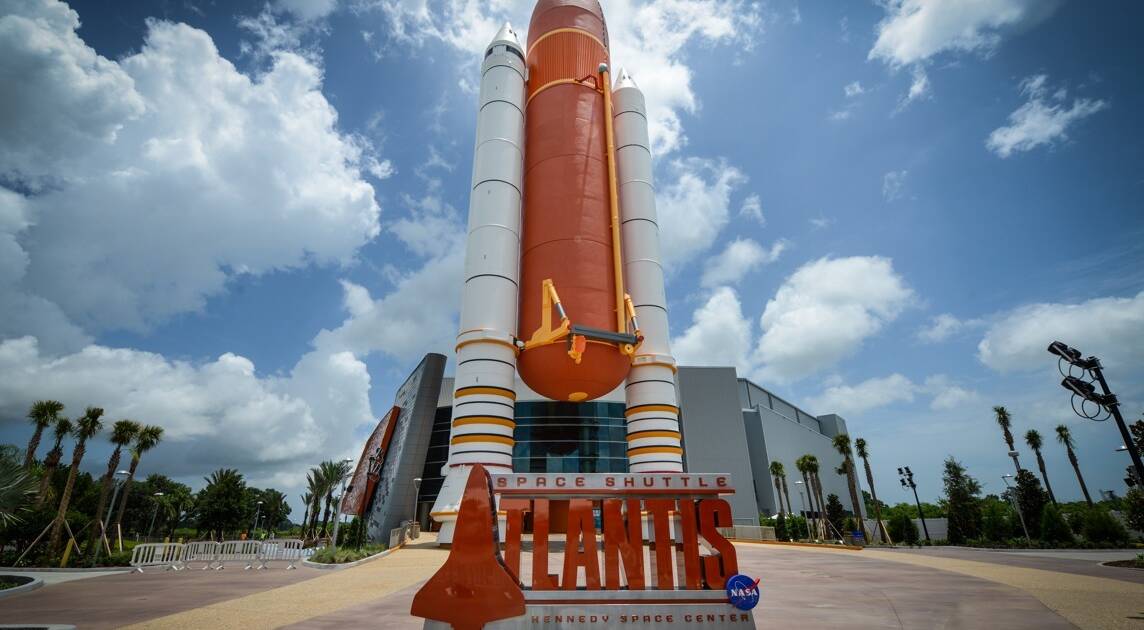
{"left": 517, "top": 0, "right": 631, "bottom": 402}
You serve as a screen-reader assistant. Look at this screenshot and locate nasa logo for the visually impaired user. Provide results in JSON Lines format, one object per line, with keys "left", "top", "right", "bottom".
{"left": 725, "top": 574, "right": 761, "bottom": 611}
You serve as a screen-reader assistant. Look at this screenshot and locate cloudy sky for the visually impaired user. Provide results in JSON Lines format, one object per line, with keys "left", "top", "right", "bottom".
{"left": 1, "top": 0, "right": 1141, "bottom": 516}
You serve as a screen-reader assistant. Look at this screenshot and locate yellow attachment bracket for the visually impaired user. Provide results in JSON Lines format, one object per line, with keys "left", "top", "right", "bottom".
{"left": 524, "top": 278, "right": 572, "bottom": 350}
{"left": 568, "top": 334, "right": 586, "bottom": 364}
{"left": 620, "top": 293, "right": 642, "bottom": 357}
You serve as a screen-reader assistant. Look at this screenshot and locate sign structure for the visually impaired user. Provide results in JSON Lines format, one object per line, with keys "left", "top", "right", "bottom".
{"left": 412, "top": 466, "right": 755, "bottom": 629}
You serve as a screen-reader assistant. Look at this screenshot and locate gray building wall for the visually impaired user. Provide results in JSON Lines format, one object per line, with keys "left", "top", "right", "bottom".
{"left": 366, "top": 353, "right": 446, "bottom": 541}
{"left": 739, "top": 383, "right": 865, "bottom": 520}
{"left": 677, "top": 366, "right": 761, "bottom": 526}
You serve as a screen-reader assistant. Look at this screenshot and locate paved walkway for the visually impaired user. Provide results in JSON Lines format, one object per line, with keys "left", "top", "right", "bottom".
{"left": 3, "top": 537, "right": 1142, "bottom": 628}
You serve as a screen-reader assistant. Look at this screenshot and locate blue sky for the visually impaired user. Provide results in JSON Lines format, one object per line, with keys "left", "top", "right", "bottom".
{"left": 1, "top": 0, "right": 1141, "bottom": 516}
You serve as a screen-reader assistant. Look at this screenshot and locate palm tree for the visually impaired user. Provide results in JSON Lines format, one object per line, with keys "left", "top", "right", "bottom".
{"left": 300, "top": 492, "right": 312, "bottom": 537}
{"left": 780, "top": 468, "right": 793, "bottom": 517}
{"left": 305, "top": 468, "right": 325, "bottom": 539}
{"left": 0, "top": 459, "right": 40, "bottom": 526}
{"left": 36, "top": 415, "right": 73, "bottom": 507}
{"left": 1055, "top": 424, "right": 1093, "bottom": 507}
{"left": 87, "top": 419, "right": 140, "bottom": 552}
{"left": 832, "top": 433, "right": 868, "bottom": 541}
{"left": 49, "top": 407, "right": 103, "bottom": 554}
{"left": 24, "top": 400, "right": 64, "bottom": 468}
{"left": 855, "top": 438, "right": 888, "bottom": 543}
{"left": 994, "top": 405, "right": 1022, "bottom": 473}
{"left": 1025, "top": 429, "right": 1056, "bottom": 504}
{"left": 318, "top": 459, "right": 351, "bottom": 537}
{"left": 794, "top": 455, "right": 817, "bottom": 534}
{"left": 113, "top": 425, "right": 164, "bottom": 534}
{"left": 768, "top": 461, "right": 787, "bottom": 516}
{"left": 803, "top": 454, "right": 827, "bottom": 539}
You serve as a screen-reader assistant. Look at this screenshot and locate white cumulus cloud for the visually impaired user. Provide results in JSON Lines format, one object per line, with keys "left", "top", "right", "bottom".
{"left": 807, "top": 373, "right": 916, "bottom": 416}
{"left": 753, "top": 256, "right": 915, "bottom": 383}
{"left": 0, "top": 4, "right": 382, "bottom": 341}
{"left": 978, "top": 291, "right": 1144, "bottom": 373}
{"left": 986, "top": 74, "right": 1107, "bottom": 158}
{"left": 671, "top": 287, "right": 754, "bottom": 372}
{"left": 656, "top": 157, "right": 747, "bottom": 270}
{"left": 700, "top": 238, "right": 787, "bottom": 288}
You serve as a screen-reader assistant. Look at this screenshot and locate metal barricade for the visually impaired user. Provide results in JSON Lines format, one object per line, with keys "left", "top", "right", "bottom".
{"left": 181, "top": 541, "right": 221, "bottom": 570}
{"left": 257, "top": 538, "right": 304, "bottom": 570}
{"left": 130, "top": 542, "right": 184, "bottom": 573}
{"left": 216, "top": 540, "right": 262, "bottom": 570}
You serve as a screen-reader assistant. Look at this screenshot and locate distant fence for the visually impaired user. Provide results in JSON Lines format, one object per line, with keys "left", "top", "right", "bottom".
{"left": 717, "top": 526, "right": 776, "bottom": 541}
{"left": 130, "top": 538, "right": 311, "bottom": 573}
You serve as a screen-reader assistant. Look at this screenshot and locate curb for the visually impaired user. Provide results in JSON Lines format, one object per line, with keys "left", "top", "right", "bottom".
{"left": 302, "top": 542, "right": 405, "bottom": 571}
{"left": 731, "top": 539, "right": 863, "bottom": 551}
{"left": 0, "top": 575, "right": 44, "bottom": 599}
{"left": 1099, "top": 560, "right": 1144, "bottom": 570}
{"left": 0, "top": 566, "right": 130, "bottom": 573}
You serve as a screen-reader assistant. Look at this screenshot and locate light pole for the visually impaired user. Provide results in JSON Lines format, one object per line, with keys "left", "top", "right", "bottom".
{"left": 794, "top": 480, "right": 809, "bottom": 540}
{"left": 1002, "top": 474, "right": 1032, "bottom": 544}
{"left": 1048, "top": 341, "right": 1144, "bottom": 485}
{"left": 330, "top": 457, "right": 354, "bottom": 552}
{"left": 92, "top": 469, "right": 130, "bottom": 564}
{"left": 411, "top": 477, "right": 422, "bottom": 531}
{"left": 898, "top": 466, "right": 930, "bottom": 543}
{"left": 147, "top": 492, "right": 165, "bottom": 539}
{"left": 252, "top": 500, "right": 263, "bottom": 539}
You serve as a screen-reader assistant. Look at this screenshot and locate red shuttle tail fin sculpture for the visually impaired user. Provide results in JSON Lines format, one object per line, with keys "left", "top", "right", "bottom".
{"left": 411, "top": 465, "right": 525, "bottom": 629}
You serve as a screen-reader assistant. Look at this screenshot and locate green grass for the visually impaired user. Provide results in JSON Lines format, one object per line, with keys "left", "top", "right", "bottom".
{"left": 0, "top": 575, "right": 32, "bottom": 590}
{"left": 308, "top": 543, "right": 387, "bottom": 564}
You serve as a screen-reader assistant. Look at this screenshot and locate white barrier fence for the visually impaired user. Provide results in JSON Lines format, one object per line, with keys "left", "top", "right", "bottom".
{"left": 257, "top": 539, "right": 304, "bottom": 570}
{"left": 130, "top": 542, "right": 185, "bottom": 573}
{"left": 182, "top": 541, "right": 222, "bottom": 570}
{"left": 130, "top": 539, "right": 310, "bottom": 573}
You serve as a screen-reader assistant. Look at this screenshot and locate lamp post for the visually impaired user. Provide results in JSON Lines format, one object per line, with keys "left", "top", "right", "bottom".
{"left": 330, "top": 457, "right": 354, "bottom": 553}
{"left": 1002, "top": 474, "right": 1032, "bottom": 545}
{"left": 794, "top": 480, "right": 809, "bottom": 540}
{"left": 147, "top": 492, "right": 165, "bottom": 539}
{"left": 252, "top": 500, "right": 264, "bottom": 539}
{"left": 1048, "top": 341, "right": 1144, "bottom": 485}
{"left": 92, "top": 470, "right": 130, "bottom": 564}
{"left": 411, "top": 477, "right": 422, "bottom": 530}
{"left": 898, "top": 466, "right": 930, "bottom": 543}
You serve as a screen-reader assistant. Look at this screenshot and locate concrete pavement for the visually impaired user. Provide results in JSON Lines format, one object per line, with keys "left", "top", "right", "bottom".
{"left": 3, "top": 536, "right": 1142, "bottom": 628}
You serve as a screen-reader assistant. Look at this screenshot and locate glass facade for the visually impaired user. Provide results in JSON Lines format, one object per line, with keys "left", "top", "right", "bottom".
{"left": 512, "top": 401, "right": 628, "bottom": 473}
{"left": 417, "top": 400, "right": 629, "bottom": 511}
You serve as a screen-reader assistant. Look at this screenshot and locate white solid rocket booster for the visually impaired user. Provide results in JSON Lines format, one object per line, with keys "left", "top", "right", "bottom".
{"left": 613, "top": 69, "right": 683, "bottom": 473}
{"left": 429, "top": 23, "right": 526, "bottom": 544}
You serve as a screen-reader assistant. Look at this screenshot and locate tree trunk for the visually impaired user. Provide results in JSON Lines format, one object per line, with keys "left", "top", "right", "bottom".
{"left": 1034, "top": 450, "right": 1057, "bottom": 504}
{"left": 319, "top": 493, "right": 333, "bottom": 537}
{"left": 1068, "top": 448, "right": 1093, "bottom": 507}
{"left": 812, "top": 473, "right": 828, "bottom": 539}
{"left": 772, "top": 477, "right": 785, "bottom": 516}
{"left": 36, "top": 445, "right": 63, "bottom": 508}
{"left": 307, "top": 498, "right": 321, "bottom": 540}
{"left": 862, "top": 458, "right": 888, "bottom": 543}
{"left": 24, "top": 427, "right": 45, "bottom": 469}
{"left": 87, "top": 447, "right": 122, "bottom": 553}
{"left": 780, "top": 477, "right": 793, "bottom": 517}
{"left": 49, "top": 442, "right": 87, "bottom": 555}
{"left": 799, "top": 471, "right": 816, "bottom": 537}
{"left": 113, "top": 455, "right": 141, "bottom": 533}
{"left": 844, "top": 459, "right": 868, "bottom": 541}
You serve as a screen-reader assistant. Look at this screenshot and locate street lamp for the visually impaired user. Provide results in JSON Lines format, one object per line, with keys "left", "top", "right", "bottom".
{"left": 330, "top": 457, "right": 354, "bottom": 553}
{"left": 1048, "top": 341, "right": 1144, "bottom": 484}
{"left": 411, "top": 477, "right": 422, "bottom": 531}
{"left": 897, "top": 466, "right": 931, "bottom": 543}
{"left": 1001, "top": 474, "right": 1032, "bottom": 545}
{"left": 92, "top": 469, "right": 130, "bottom": 564}
{"left": 147, "top": 492, "right": 165, "bottom": 539}
{"left": 794, "top": 480, "right": 809, "bottom": 540}
{"left": 252, "top": 500, "right": 264, "bottom": 538}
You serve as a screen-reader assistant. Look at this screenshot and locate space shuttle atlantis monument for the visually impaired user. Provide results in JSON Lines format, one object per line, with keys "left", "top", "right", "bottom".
{"left": 430, "top": 0, "right": 683, "bottom": 543}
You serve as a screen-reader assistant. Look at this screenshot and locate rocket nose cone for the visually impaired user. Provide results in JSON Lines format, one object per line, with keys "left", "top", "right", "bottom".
{"left": 615, "top": 67, "right": 638, "bottom": 90}
{"left": 489, "top": 21, "right": 523, "bottom": 52}
{"left": 528, "top": 0, "right": 608, "bottom": 50}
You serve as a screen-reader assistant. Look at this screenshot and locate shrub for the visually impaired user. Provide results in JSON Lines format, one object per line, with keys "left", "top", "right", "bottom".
{"left": 309, "top": 543, "right": 387, "bottom": 564}
{"left": 1125, "top": 488, "right": 1144, "bottom": 533}
{"left": 1083, "top": 508, "right": 1129, "bottom": 545}
{"left": 774, "top": 513, "right": 788, "bottom": 540}
{"left": 981, "top": 500, "right": 1011, "bottom": 542}
{"left": 888, "top": 511, "right": 918, "bottom": 545}
{"left": 785, "top": 515, "right": 809, "bottom": 540}
{"left": 1039, "top": 503, "right": 1074, "bottom": 544}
